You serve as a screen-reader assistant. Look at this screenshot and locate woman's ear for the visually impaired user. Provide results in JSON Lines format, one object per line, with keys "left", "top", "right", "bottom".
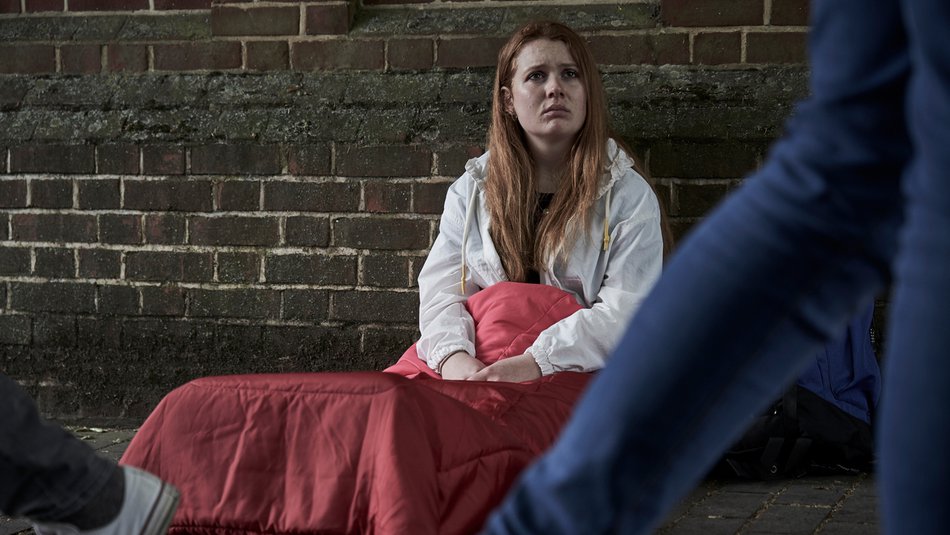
{"left": 501, "top": 87, "right": 515, "bottom": 117}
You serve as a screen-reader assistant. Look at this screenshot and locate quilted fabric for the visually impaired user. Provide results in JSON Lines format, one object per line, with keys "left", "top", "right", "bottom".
{"left": 121, "top": 282, "right": 593, "bottom": 534}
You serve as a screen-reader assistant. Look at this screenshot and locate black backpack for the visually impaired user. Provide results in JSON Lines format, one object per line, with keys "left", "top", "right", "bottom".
{"left": 717, "top": 305, "right": 881, "bottom": 480}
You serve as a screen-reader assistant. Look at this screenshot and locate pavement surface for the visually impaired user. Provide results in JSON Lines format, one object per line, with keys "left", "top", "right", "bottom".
{"left": 0, "top": 428, "right": 880, "bottom": 534}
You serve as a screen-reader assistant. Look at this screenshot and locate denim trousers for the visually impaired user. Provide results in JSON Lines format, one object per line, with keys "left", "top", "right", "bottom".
{"left": 0, "top": 373, "right": 115, "bottom": 521}
{"left": 485, "top": 0, "right": 950, "bottom": 533}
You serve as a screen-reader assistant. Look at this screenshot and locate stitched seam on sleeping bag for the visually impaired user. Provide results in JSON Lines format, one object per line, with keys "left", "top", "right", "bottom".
{"left": 497, "top": 292, "right": 579, "bottom": 359}
{"left": 187, "top": 382, "right": 407, "bottom": 396}
{"left": 438, "top": 444, "right": 536, "bottom": 473}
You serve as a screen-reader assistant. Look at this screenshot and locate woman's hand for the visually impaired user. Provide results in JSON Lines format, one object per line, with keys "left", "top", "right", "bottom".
{"left": 439, "top": 351, "right": 486, "bottom": 380}
{"left": 467, "top": 353, "right": 542, "bottom": 383}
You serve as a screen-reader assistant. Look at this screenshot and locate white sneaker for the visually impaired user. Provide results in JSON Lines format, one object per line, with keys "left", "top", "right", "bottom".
{"left": 32, "top": 466, "right": 180, "bottom": 535}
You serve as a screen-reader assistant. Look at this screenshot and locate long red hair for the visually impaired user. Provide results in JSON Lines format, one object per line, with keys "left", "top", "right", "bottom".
{"left": 486, "top": 21, "right": 616, "bottom": 281}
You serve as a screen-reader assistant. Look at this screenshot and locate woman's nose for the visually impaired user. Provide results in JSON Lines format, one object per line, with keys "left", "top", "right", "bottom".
{"left": 546, "top": 78, "right": 564, "bottom": 97}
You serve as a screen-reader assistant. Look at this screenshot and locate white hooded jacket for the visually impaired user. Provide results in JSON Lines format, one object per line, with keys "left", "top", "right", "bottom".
{"left": 416, "top": 139, "right": 664, "bottom": 375}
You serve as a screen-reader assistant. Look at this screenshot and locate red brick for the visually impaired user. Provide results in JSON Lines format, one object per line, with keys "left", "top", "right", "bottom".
{"left": 106, "top": 44, "right": 148, "bottom": 72}
{"left": 144, "top": 214, "right": 186, "bottom": 244}
{"left": 0, "top": 247, "right": 31, "bottom": 275}
{"left": 285, "top": 216, "right": 329, "bottom": 246}
{"left": 189, "top": 216, "right": 280, "bottom": 246}
{"left": 363, "top": 0, "right": 429, "bottom": 3}
{"left": 694, "top": 32, "right": 742, "bottom": 65}
{"left": 266, "top": 254, "right": 355, "bottom": 285}
{"left": 412, "top": 182, "right": 449, "bottom": 215}
{"left": 217, "top": 252, "right": 259, "bottom": 283}
{"left": 292, "top": 40, "right": 384, "bottom": 70}
{"left": 0, "top": 180, "right": 28, "bottom": 208}
{"left": 26, "top": 0, "right": 63, "bottom": 13}
{"left": 364, "top": 182, "right": 410, "bottom": 213}
{"left": 69, "top": 0, "right": 149, "bottom": 11}
{"left": 11, "top": 144, "right": 95, "bottom": 174}
{"left": 434, "top": 144, "right": 483, "bottom": 176}
{"left": 330, "top": 289, "right": 416, "bottom": 323}
{"left": 661, "top": 0, "right": 764, "bottom": 26}
{"left": 10, "top": 282, "right": 96, "bottom": 314}
{"left": 287, "top": 144, "right": 330, "bottom": 175}
{"left": 436, "top": 37, "right": 506, "bottom": 68}
{"left": 214, "top": 180, "right": 260, "bottom": 211}
{"left": 304, "top": 3, "right": 352, "bottom": 35}
{"left": 12, "top": 213, "right": 97, "bottom": 243}
{"left": 154, "top": 42, "right": 242, "bottom": 71}
{"left": 189, "top": 288, "right": 280, "bottom": 319}
{"left": 99, "top": 214, "right": 143, "bottom": 245}
{"left": 141, "top": 286, "right": 185, "bottom": 316}
{"left": 126, "top": 251, "right": 213, "bottom": 282}
{"left": 588, "top": 33, "right": 689, "bottom": 65}
{"left": 650, "top": 141, "right": 762, "bottom": 179}
{"left": 0, "top": 46, "right": 56, "bottom": 75}
{"left": 746, "top": 31, "right": 808, "bottom": 64}
{"left": 282, "top": 290, "right": 329, "bottom": 321}
{"left": 264, "top": 181, "right": 359, "bottom": 211}
{"left": 190, "top": 144, "right": 281, "bottom": 175}
{"left": 0, "top": 0, "right": 20, "bottom": 13}
{"left": 212, "top": 5, "right": 300, "bottom": 37}
{"left": 675, "top": 181, "right": 733, "bottom": 217}
{"left": 154, "top": 0, "right": 211, "bottom": 9}
{"left": 31, "top": 179, "right": 73, "bottom": 209}
{"left": 361, "top": 253, "right": 410, "bottom": 287}
{"left": 246, "top": 41, "right": 289, "bottom": 71}
{"left": 96, "top": 143, "right": 139, "bottom": 175}
{"left": 337, "top": 145, "right": 430, "bottom": 177}
{"left": 78, "top": 249, "right": 121, "bottom": 278}
{"left": 142, "top": 145, "right": 185, "bottom": 175}
{"left": 98, "top": 285, "right": 139, "bottom": 315}
{"left": 34, "top": 248, "right": 75, "bottom": 278}
{"left": 61, "top": 44, "right": 101, "bottom": 74}
{"left": 388, "top": 38, "right": 433, "bottom": 70}
{"left": 333, "top": 217, "right": 429, "bottom": 250}
{"left": 771, "top": 0, "right": 809, "bottom": 26}
{"left": 124, "top": 180, "right": 213, "bottom": 211}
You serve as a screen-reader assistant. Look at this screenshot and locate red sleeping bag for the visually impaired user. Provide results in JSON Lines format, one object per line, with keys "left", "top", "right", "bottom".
{"left": 121, "top": 282, "right": 594, "bottom": 534}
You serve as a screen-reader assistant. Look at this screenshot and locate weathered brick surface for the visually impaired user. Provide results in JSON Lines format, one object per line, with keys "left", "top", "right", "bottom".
{"left": 34, "top": 247, "right": 75, "bottom": 278}
{"left": 126, "top": 251, "right": 213, "bottom": 281}
{"left": 12, "top": 145, "right": 95, "bottom": 174}
{"left": 0, "top": 2, "right": 817, "bottom": 419}
{"left": 189, "top": 215, "right": 280, "bottom": 246}
{"left": 333, "top": 217, "right": 429, "bottom": 250}
{"left": 264, "top": 181, "right": 360, "bottom": 212}
{"left": 12, "top": 214, "right": 97, "bottom": 243}
{"left": 78, "top": 179, "right": 120, "bottom": 210}
{"left": 96, "top": 144, "right": 139, "bottom": 175}
{"left": 124, "top": 180, "right": 213, "bottom": 211}
{"left": 265, "top": 253, "right": 356, "bottom": 285}
{"left": 10, "top": 282, "right": 96, "bottom": 313}
{"left": 30, "top": 179, "right": 73, "bottom": 209}
{"left": 191, "top": 144, "right": 281, "bottom": 175}
{"left": 747, "top": 31, "right": 808, "bottom": 64}
{"left": 694, "top": 32, "right": 741, "bottom": 65}
{"left": 292, "top": 40, "right": 385, "bottom": 70}
{"left": 61, "top": 44, "right": 102, "bottom": 74}
{"left": 0, "top": 46, "right": 56, "bottom": 74}
{"left": 26, "top": 0, "right": 63, "bottom": 12}
{"left": 661, "top": 0, "right": 764, "bottom": 27}
{"left": 99, "top": 214, "right": 143, "bottom": 245}
{"left": 212, "top": 5, "right": 299, "bottom": 37}
{"left": 70, "top": 0, "right": 149, "bottom": 11}
{"left": 246, "top": 41, "right": 289, "bottom": 71}
{"left": 336, "top": 145, "right": 430, "bottom": 177}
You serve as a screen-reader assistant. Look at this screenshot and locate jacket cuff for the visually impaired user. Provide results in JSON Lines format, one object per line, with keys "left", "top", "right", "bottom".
{"left": 424, "top": 342, "right": 475, "bottom": 372}
{"left": 528, "top": 344, "right": 556, "bottom": 376}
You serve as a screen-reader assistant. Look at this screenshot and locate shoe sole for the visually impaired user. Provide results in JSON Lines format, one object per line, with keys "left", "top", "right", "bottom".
{"left": 139, "top": 482, "right": 180, "bottom": 535}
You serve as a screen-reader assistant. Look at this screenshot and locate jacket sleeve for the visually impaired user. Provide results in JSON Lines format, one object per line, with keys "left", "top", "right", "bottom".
{"left": 415, "top": 177, "right": 480, "bottom": 371}
{"left": 527, "top": 191, "right": 664, "bottom": 375}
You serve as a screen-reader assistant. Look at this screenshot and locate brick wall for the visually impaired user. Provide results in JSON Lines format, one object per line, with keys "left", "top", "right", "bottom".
{"left": 0, "top": 0, "right": 810, "bottom": 421}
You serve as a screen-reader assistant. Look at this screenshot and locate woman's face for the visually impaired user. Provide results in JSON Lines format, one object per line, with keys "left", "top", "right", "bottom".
{"left": 503, "top": 38, "right": 587, "bottom": 156}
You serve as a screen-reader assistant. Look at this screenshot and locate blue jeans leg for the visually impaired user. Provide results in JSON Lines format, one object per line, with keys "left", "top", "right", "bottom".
{"left": 483, "top": 0, "right": 911, "bottom": 532}
{"left": 0, "top": 374, "right": 116, "bottom": 521}
{"left": 879, "top": 1, "right": 950, "bottom": 532}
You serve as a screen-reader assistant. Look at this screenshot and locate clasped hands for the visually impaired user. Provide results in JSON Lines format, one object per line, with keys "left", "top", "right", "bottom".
{"left": 439, "top": 351, "right": 542, "bottom": 382}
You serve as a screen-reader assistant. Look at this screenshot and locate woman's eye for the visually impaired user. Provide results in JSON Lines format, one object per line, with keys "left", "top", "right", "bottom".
{"left": 563, "top": 69, "right": 579, "bottom": 79}
{"left": 527, "top": 72, "right": 544, "bottom": 81}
